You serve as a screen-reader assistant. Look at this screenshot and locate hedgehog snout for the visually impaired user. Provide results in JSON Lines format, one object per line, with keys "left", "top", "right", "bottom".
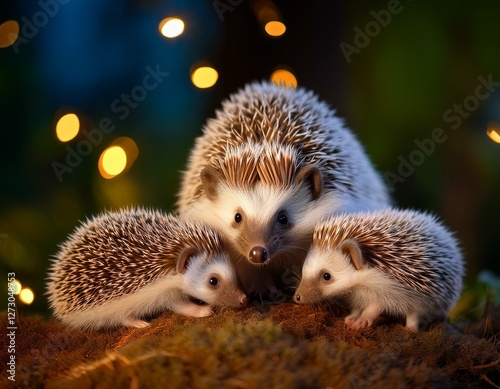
{"left": 293, "top": 283, "right": 321, "bottom": 305}
{"left": 240, "top": 294, "right": 249, "bottom": 306}
{"left": 228, "top": 289, "right": 248, "bottom": 308}
{"left": 249, "top": 246, "right": 268, "bottom": 263}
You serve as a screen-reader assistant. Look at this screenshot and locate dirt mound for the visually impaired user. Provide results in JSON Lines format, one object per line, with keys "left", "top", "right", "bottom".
{"left": 1, "top": 303, "right": 499, "bottom": 388}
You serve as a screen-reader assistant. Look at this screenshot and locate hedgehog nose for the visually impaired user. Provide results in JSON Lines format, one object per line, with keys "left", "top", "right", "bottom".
{"left": 240, "top": 295, "right": 249, "bottom": 306}
{"left": 294, "top": 294, "right": 301, "bottom": 303}
{"left": 249, "top": 246, "right": 268, "bottom": 264}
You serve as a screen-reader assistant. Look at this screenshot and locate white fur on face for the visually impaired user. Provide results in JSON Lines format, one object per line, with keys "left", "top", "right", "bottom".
{"left": 183, "top": 252, "right": 243, "bottom": 307}
{"left": 182, "top": 182, "right": 345, "bottom": 261}
{"left": 300, "top": 247, "right": 357, "bottom": 297}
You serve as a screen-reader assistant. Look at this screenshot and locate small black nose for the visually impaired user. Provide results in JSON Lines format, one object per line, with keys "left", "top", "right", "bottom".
{"left": 294, "top": 294, "right": 301, "bottom": 302}
{"left": 249, "top": 246, "right": 268, "bottom": 263}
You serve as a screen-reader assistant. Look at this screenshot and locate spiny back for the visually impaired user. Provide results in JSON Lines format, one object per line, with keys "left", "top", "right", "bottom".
{"left": 47, "top": 208, "right": 226, "bottom": 312}
{"left": 179, "top": 81, "right": 386, "bottom": 210}
{"left": 211, "top": 142, "right": 301, "bottom": 189}
{"left": 313, "top": 209, "right": 462, "bottom": 298}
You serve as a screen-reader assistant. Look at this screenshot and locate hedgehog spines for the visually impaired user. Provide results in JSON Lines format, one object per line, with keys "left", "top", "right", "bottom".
{"left": 46, "top": 208, "right": 228, "bottom": 317}
{"left": 177, "top": 81, "right": 391, "bottom": 214}
{"left": 311, "top": 209, "right": 463, "bottom": 301}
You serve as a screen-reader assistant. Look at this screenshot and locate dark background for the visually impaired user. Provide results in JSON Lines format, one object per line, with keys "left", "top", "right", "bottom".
{"left": 1, "top": 0, "right": 499, "bottom": 315}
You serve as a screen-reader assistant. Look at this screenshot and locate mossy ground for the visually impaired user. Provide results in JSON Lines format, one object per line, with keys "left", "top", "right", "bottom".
{"left": 1, "top": 303, "right": 499, "bottom": 388}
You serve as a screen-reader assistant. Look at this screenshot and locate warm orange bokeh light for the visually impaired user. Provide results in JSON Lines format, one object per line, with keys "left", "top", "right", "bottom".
{"left": 264, "top": 21, "right": 286, "bottom": 37}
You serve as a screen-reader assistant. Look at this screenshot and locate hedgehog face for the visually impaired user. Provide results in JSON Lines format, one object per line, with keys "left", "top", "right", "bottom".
{"left": 194, "top": 174, "right": 335, "bottom": 265}
{"left": 294, "top": 243, "right": 361, "bottom": 304}
{"left": 178, "top": 248, "right": 247, "bottom": 308}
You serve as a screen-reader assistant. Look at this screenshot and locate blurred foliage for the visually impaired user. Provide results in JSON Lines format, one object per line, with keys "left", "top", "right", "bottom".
{"left": 450, "top": 270, "right": 500, "bottom": 323}
{"left": 0, "top": 0, "right": 499, "bottom": 315}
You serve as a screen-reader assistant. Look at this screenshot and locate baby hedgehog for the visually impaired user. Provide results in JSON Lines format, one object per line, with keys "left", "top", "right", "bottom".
{"left": 46, "top": 208, "right": 247, "bottom": 330}
{"left": 293, "top": 209, "right": 464, "bottom": 331}
{"left": 177, "top": 81, "right": 391, "bottom": 295}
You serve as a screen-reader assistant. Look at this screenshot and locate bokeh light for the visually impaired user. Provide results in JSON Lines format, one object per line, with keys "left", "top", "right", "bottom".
{"left": 56, "top": 113, "right": 80, "bottom": 142}
{"left": 113, "top": 137, "right": 139, "bottom": 164}
{"left": 98, "top": 137, "right": 139, "bottom": 179}
{"left": 98, "top": 146, "right": 127, "bottom": 179}
{"left": 159, "top": 17, "right": 185, "bottom": 38}
{"left": 270, "top": 68, "right": 297, "bottom": 88}
{"left": 19, "top": 287, "right": 34, "bottom": 305}
{"left": 191, "top": 66, "right": 218, "bottom": 89}
{"left": 264, "top": 21, "right": 286, "bottom": 37}
{"left": 487, "top": 123, "right": 500, "bottom": 144}
{"left": 0, "top": 20, "right": 19, "bottom": 49}
{"left": 10, "top": 279, "right": 22, "bottom": 295}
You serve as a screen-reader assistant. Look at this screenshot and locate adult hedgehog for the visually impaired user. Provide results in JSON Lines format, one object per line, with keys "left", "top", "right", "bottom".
{"left": 177, "top": 82, "right": 391, "bottom": 296}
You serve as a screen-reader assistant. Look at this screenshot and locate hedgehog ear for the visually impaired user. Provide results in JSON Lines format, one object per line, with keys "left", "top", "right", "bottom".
{"left": 295, "top": 165, "right": 322, "bottom": 200}
{"left": 200, "top": 166, "right": 222, "bottom": 201}
{"left": 340, "top": 239, "right": 364, "bottom": 270}
{"left": 177, "top": 246, "right": 199, "bottom": 274}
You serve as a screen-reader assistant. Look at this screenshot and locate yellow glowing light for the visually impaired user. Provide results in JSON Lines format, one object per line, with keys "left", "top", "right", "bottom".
{"left": 270, "top": 69, "right": 297, "bottom": 88}
{"left": 191, "top": 66, "right": 218, "bottom": 89}
{"left": 99, "top": 146, "right": 127, "bottom": 178}
{"left": 264, "top": 21, "right": 286, "bottom": 37}
{"left": 56, "top": 113, "right": 80, "bottom": 142}
{"left": 159, "top": 18, "right": 185, "bottom": 38}
{"left": 98, "top": 138, "right": 138, "bottom": 179}
{"left": 9, "top": 279, "right": 22, "bottom": 295}
{"left": 113, "top": 137, "right": 139, "bottom": 169}
{"left": 487, "top": 124, "right": 500, "bottom": 144}
{"left": 19, "top": 287, "right": 34, "bottom": 305}
{"left": 0, "top": 20, "right": 19, "bottom": 49}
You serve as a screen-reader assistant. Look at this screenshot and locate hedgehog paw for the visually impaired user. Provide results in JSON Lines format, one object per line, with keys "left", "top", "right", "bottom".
{"left": 350, "top": 317, "right": 374, "bottom": 330}
{"left": 124, "top": 318, "right": 150, "bottom": 328}
{"left": 191, "top": 305, "right": 213, "bottom": 317}
{"left": 344, "top": 310, "right": 361, "bottom": 327}
{"left": 178, "top": 303, "right": 213, "bottom": 317}
{"left": 347, "top": 305, "right": 381, "bottom": 330}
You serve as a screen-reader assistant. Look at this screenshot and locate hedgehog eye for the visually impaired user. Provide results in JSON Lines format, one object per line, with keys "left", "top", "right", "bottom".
{"left": 277, "top": 211, "right": 288, "bottom": 225}
{"left": 234, "top": 213, "right": 242, "bottom": 224}
{"left": 209, "top": 277, "right": 219, "bottom": 286}
{"left": 322, "top": 272, "right": 332, "bottom": 281}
